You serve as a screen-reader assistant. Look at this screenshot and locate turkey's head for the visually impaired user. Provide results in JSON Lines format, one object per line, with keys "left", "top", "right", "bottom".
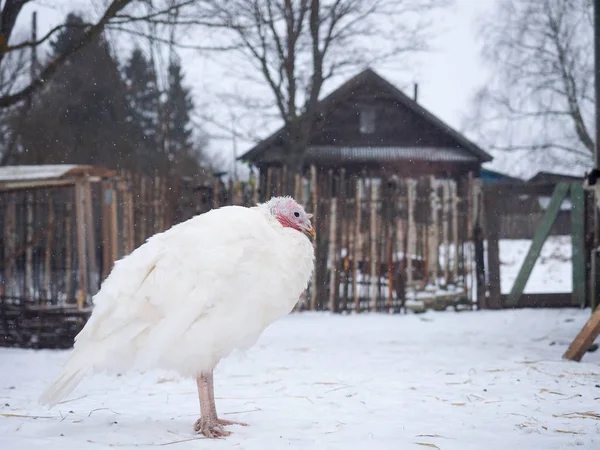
{"left": 269, "top": 196, "right": 316, "bottom": 239}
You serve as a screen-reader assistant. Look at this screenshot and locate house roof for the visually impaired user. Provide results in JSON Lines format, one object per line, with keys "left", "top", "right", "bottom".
{"left": 528, "top": 171, "right": 583, "bottom": 184}
{"left": 239, "top": 68, "right": 493, "bottom": 164}
{"left": 305, "top": 146, "right": 479, "bottom": 164}
{"left": 480, "top": 168, "right": 523, "bottom": 184}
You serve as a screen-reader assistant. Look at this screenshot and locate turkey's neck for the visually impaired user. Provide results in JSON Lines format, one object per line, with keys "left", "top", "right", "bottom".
{"left": 275, "top": 213, "right": 301, "bottom": 233}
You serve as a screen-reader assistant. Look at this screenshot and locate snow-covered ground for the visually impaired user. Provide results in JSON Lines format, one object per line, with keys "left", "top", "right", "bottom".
{"left": 1, "top": 309, "right": 599, "bottom": 449}
{"left": 500, "top": 236, "right": 572, "bottom": 294}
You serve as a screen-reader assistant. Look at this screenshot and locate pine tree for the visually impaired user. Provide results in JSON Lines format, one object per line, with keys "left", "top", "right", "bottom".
{"left": 163, "top": 61, "right": 198, "bottom": 176}
{"left": 15, "top": 13, "right": 136, "bottom": 170}
{"left": 123, "top": 47, "right": 163, "bottom": 175}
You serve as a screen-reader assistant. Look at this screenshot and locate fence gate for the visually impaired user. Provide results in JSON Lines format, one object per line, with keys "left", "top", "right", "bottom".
{"left": 480, "top": 182, "right": 589, "bottom": 309}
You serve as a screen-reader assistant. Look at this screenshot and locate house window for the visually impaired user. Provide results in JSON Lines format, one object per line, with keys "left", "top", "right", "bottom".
{"left": 359, "top": 107, "right": 376, "bottom": 134}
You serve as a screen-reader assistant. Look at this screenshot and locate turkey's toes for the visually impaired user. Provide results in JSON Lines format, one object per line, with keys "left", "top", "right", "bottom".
{"left": 217, "top": 418, "right": 248, "bottom": 427}
{"left": 194, "top": 418, "right": 232, "bottom": 439}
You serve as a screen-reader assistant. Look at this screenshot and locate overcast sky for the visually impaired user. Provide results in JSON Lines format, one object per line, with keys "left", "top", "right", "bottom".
{"left": 15, "top": 0, "right": 501, "bottom": 175}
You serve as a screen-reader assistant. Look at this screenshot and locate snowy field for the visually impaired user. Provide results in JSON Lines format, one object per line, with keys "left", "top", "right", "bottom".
{"left": 1, "top": 309, "right": 599, "bottom": 449}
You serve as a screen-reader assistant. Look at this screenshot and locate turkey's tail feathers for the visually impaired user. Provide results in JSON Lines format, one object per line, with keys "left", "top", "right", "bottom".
{"left": 38, "top": 349, "right": 90, "bottom": 407}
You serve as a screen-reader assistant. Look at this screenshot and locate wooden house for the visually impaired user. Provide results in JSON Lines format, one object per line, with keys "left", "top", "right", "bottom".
{"left": 240, "top": 68, "right": 492, "bottom": 192}
{"left": 239, "top": 69, "right": 493, "bottom": 313}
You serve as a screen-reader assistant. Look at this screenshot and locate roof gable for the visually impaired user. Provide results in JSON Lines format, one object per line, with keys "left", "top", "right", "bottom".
{"left": 239, "top": 68, "right": 492, "bottom": 163}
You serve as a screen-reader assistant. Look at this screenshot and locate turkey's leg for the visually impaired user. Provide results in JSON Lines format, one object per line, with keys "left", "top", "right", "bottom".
{"left": 193, "top": 371, "right": 246, "bottom": 438}
{"left": 206, "top": 371, "right": 247, "bottom": 428}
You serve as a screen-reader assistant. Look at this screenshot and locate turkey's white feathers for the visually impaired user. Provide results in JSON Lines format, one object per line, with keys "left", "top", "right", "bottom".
{"left": 40, "top": 203, "right": 314, "bottom": 407}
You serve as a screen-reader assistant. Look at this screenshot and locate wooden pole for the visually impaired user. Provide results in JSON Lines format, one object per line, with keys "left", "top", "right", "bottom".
{"left": 563, "top": 306, "right": 600, "bottom": 361}
{"left": 74, "top": 180, "right": 88, "bottom": 309}
{"left": 406, "top": 179, "right": 417, "bottom": 287}
{"left": 328, "top": 194, "right": 338, "bottom": 312}
{"left": 428, "top": 176, "right": 439, "bottom": 286}
{"left": 43, "top": 197, "right": 54, "bottom": 301}
{"left": 101, "top": 181, "right": 111, "bottom": 280}
{"left": 442, "top": 181, "right": 450, "bottom": 285}
{"left": 3, "top": 193, "right": 16, "bottom": 298}
{"left": 369, "top": 179, "right": 378, "bottom": 311}
{"left": 309, "top": 165, "right": 319, "bottom": 311}
{"left": 64, "top": 203, "right": 72, "bottom": 303}
{"left": 140, "top": 176, "right": 147, "bottom": 244}
{"left": 84, "top": 177, "right": 97, "bottom": 296}
{"left": 25, "top": 192, "right": 34, "bottom": 301}
{"left": 451, "top": 180, "right": 459, "bottom": 284}
{"left": 109, "top": 184, "right": 118, "bottom": 264}
{"left": 353, "top": 177, "right": 362, "bottom": 312}
{"left": 571, "top": 182, "right": 586, "bottom": 308}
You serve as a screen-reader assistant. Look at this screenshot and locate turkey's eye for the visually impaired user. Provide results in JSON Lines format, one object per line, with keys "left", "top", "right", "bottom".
{"left": 293, "top": 211, "right": 300, "bottom": 218}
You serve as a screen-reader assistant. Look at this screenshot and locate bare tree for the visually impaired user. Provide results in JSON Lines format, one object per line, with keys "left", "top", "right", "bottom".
{"left": 0, "top": 0, "right": 208, "bottom": 110}
{"left": 464, "top": 0, "right": 593, "bottom": 175}
{"left": 185, "top": 0, "right": 448, "bottom": 190}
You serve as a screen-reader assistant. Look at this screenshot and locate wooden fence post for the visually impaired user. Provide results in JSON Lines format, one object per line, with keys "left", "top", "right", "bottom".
{"left": 369, "top": 179, "right": 379, "bottom": 311}
{"left": 3, "top": 193, "right": 16, "bottom": 298}
{"left": 43, "top": 197, "right": 55, "bottom": 301}
{"left": 483, "top": 187, "right": 501, "bottom": 308}
{"left": 353, "top": 177, "right": 362, "bottom": 312}
{"left": 25, "top": 192, "right": 34, "bottom": 301}
{"left": 406, "top": 179, "right": 417, "bottom": 287}
{"left": 74, "top": 180, "right": 89, "bottom": 309}
{"left": 428, "top": 177, "right": 439, "bottom": 286}
{"left": 451, "top": 180, "right": 459, "bottom": 284}
{"left": 571, "top": 182, "right": 586, "bottom": 308}
{"left": 310, "top": 165, "right": 319, "bottom": 311}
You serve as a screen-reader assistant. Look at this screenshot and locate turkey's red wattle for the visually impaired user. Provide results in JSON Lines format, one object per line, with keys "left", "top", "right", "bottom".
{"left": 276, "top": 214, "right": 301, "bottom": 233}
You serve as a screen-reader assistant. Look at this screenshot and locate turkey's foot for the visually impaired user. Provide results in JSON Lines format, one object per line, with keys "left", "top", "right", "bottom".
{"left": 194, "top": 416, "right": 247, "bottom": 438}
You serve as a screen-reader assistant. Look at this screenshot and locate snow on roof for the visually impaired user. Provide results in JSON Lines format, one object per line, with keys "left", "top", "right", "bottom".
{"left": 0, "top": 165, "right": 114, "bottom": 183}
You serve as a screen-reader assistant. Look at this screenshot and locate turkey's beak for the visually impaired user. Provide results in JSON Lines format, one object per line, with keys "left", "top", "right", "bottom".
{"left": 303, "top": 224, "right": 316, "bottom": 240}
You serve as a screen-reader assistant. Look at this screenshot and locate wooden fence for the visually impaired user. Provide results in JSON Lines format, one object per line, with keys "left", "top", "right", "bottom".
{"left": 1, "top": 166, "right": 481, "bottom": 347}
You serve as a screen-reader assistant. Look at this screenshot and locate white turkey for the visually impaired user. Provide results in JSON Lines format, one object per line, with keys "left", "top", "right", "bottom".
{"left": 39, "top": 196, "right": 315, "bottom": 438}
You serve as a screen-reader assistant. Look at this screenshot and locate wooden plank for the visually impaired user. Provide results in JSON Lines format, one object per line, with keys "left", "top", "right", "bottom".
{"left": 369, "top": 179, "right": 378, "bottom": 311}
{"left": 309, "top": 165, "right": 319, "bottom": 311}
{"left": 64, "top": 202, "right": 73, "bottom": 303}
{"left": 571, "top": 182, "right": 586, "bottom": 308}
{"left": 442, "top": 180, "right": 450, "bottom": 285}
{"left": 3, "top": 193, "right": 16, "bottom": 298}
{"left": 451, "top": 180, "right": 459, "bottom": 284}
{"left": 428, "top": 177, "right": 439, "bottom": 285}
{"left": 563, "top": 306, "right": 600, "bottom": 362}
{"left": 139, "top": 176, "right": 147, "bottom": 244}
{"left": 83, "top": 177, "right": 97, "bottom": 297}
{"left": 101, "top": 182, "right": 110, "bottom": 280}
{"left": 483, "top": 187, "right": 501, "bottom": 309}
{"left": 109, "top": 185, "right": 118, "bottom": 264}
{"left": 406, "top": 179, "right": 416, "bottom": 286}
{"left": 43, "top": 197, "right": 54, "bottom": 302}
{"left": 328, "top": 196, "right": 338, "bottom": 312}
{"left": 353, "top": 177, "right": 362, "bottom": 312}
{"left": 500, "top": 293, "right": 577, "bottom": 308}
{"left": 337, "top": 169, "right": 347, "bottom": 312}
{"left": 25, "top": 192, "right": 34, "bottom": 301}
{"left": 74, "top": 181, "right": 88, "bottom": 309}
{"left": 505, "top": 182, "right": 570, "bottom": 307}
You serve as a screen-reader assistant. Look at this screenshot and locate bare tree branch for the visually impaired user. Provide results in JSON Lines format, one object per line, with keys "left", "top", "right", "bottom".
{"left": 465, "top": 0, "right": 593, "bottom": 174}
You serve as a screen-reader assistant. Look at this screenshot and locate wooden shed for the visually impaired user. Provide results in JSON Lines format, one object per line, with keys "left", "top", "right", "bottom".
{"left": 0, "top": 165, "right": 115, "bottom": 348}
